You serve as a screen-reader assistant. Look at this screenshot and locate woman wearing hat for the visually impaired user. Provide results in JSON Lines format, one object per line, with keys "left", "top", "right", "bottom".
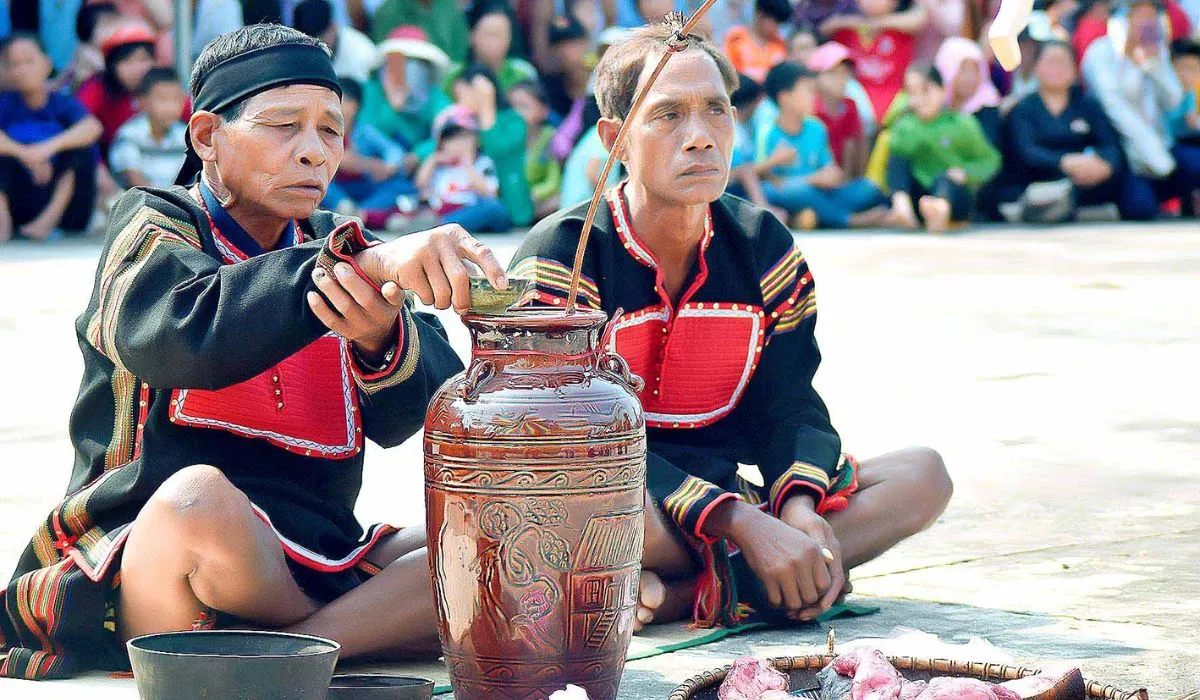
{"left": 0, "top": 23, "right": 507, "bottom": 680}
{"left": 359, "top": 26, "right": 452, "bottom": 153}
{"left": 77, "top": 23, "right": 187, "bottom": 155}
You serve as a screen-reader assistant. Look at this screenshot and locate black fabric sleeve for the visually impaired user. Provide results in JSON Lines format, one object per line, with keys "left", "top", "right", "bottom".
{"left": 1010, "top": 99, "right": 1067, "bottom": 175}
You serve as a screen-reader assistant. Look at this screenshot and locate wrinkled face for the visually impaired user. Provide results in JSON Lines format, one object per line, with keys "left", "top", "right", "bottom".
{"left": 1174, "top": 53, "right": 1200, "bottom": 89}
{"left": 144, "top": 80, "right": 185, "bottom": 126}
{"left": 907, "top": 70, "right": 944, "bottom": 120}
{"left": 816, "top": 64, "right": 849, "bottom": 97}
{"left": 858, "top": 0, "right": 896, "bottom": 19}
{"left": 509, "top": 85, "right": 547, "bottom": 127}
{"left": 789, "top": 32, "right": 818, "bottom": 62}
{"left": 472, "top": 12, "right": 511, "bottom": 66}
{"left": 616, "top": 50, "right": 735, "bottom": 206}
{"left": 779, "top": 76, "right": 817, "bottom": 116}
{"left": 115, "top": 45, "right": 154, "bottom": 93}
{"left": 3, "top": 37, "right": 51, "bottom": 92}
{"left": 952, "top": 58, "right": 982, "bottom": 102}
{"left": 208, "top": 85, "right": 345, "bottom": 219}
{"left": 1036, "top": 44, "right": 1078, "bottom": 91}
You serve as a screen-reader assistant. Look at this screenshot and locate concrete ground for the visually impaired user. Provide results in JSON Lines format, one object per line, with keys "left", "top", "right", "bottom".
{"left": 1, "top": 222, "right": 1198, "bottom": 698}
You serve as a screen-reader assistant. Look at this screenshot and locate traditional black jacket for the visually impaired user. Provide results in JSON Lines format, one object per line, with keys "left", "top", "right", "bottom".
{"left": 0, "top": 186, "right": 462, "bottom": 679}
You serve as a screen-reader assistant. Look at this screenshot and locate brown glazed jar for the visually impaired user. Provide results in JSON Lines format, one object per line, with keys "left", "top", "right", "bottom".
{"left": 424, "top": 308, "right": 647, "bottom": 700}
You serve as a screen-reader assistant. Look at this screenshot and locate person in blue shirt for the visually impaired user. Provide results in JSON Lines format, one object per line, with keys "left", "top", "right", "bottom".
{"left": 758, "top": 61, "right": 889, "bottom": 229}
{"left": 0, "top": 33, "right": 102, "bottom": 241}
{"left": 725, "top": 73, "right": 786, "bottom": 221}
{"left": 322, "top": 78, "right": 419, "bottom": 218}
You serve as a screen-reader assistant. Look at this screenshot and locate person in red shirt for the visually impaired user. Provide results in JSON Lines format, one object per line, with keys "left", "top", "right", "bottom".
{"left": 825, "top": 0, "right": 918, "bottom": 122}
{"left": 724, "top": 0, "right": 792, "bottom": 83}
{"left": 807, "top": 42, "right": 868, "bottom": 177}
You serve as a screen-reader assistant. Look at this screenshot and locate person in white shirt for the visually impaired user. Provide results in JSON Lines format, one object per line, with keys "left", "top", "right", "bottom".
{"left": 109, "top": 68, "right": 188, "bottom": 189}
{"left": 293, "top": 0, "right": 379, "bottom": 83}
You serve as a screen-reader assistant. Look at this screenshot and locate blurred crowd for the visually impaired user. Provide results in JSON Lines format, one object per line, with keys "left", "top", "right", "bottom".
{"left": 1, "top": 0, "right": 1199, "bottom": 240}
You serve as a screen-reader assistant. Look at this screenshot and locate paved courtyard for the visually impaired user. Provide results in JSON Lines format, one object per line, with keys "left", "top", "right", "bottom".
{"left": 1, "top": 222, "right": 1198, "bottom": 698}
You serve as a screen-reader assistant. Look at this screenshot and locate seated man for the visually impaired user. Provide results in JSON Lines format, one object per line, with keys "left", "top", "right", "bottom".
{"left": 0, "top": 24, "right": 507, "bottom": 680}
{"left": 509, "top": 20, "right": 952, "bottom": 631}
{"left": 0, "top": 33, "right": 101, "bottom": 241}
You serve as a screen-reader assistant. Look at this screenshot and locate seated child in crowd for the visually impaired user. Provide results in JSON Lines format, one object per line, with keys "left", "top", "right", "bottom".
{"left": 0, "top": 33, "right": 101, "bottom": 241}
{"left": 725, "top": 73, "right": 786, "bottom": 220}
{"left": 1170, "top": 38, "right": 1200, "bottom": 142}
{"left": 509, "top": 80, "right": 562, "bottom": 220}
{"left": 724, "top": 0, "right": 791, "bottom": 83}
{"left": 807, "top": 42, "right": 869, "bottom": 178}
{"left": 416, "top": 106, "right": 510, "bottom": 232}
{"left": 109, "top": 67, "right": 187, "bottom": 189}
{"left": 760, "top": 61, "right": 890, "bottom": 229}
{"left": 886, "top": 66, "right": 1001, "bottom": 232}
{"left": 999, "top": 40, "right": 1157, "bottom": 222}
{"left": 322, "top": 78, "right": 418, "bottom": 221}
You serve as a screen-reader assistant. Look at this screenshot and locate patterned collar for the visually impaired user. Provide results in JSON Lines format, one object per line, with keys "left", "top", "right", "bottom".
{"left": 197, "top": 179, "right": 300, "bottom": 263}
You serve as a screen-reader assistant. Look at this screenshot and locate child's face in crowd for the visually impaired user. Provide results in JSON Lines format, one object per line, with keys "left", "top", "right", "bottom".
{"left": 1174, "top": 53, "right": 1200, "bottom": 90}
{"left": 440, "top": 131, "right": 478, "bottom": 164}
{"left": 4, "top": 38, "right": 52, "bottom": 93}
{"left": 780, "top": 77, "right": 817, "bottom": 116}
{"left": 755, "top": 12, "right": 782, "bottom": 39}
{"left": 789, "top": 32, "right": 818, "bottom": 62}
{"left": 952, "top": 58, "right": 981, "bottom": 102}
{"left": 858, "top": 0, "right": 898, "bottom": 19}
{"left": 144, "top": 80, "right": 185, "bottom": 127}
{"left": 1036, "top": 44, "right": 1078, "bottom": 91}
{"left": 509, "top": 86, "right": 547, "bottom": 127}
{"left": 116, "top": 46, "right": 155, "bottom": 93}
{"left": 816, "top": 63, "right": 849, "bottom": 98}
{"left": 908, "top": 71, "right": 944, "bottom": 120}
{"left": 340, "top": 95, "right": 360, "bottom": 128}
{"left": 472, "top": 12, "right": 512, "bottom": 66}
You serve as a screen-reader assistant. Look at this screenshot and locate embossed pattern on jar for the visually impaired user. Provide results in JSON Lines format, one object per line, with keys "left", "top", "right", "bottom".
{"left": 425, "top": 309, "right": 647, "bottom": 700}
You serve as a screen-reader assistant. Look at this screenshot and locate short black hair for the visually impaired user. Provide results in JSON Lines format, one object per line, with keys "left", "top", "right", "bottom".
{"left": 468, "top": 1, "right": 514, "bottom": 30}
{"left": 921, "top": 64, "right": 944, "bottom": 87}
{"left": 1035, "top": 38, "right": 1076, "bottom": 62}
{"left": 509, "top": 79, "right": 548, "bottom": 105}
{"left": 339, "top": 76, "right": 364, "bottom": 103}
{"left": 138, "top": 67, "right": 180, "bottom": 96}
{"left": 457, "top": 64, "right": 510, "bottom": 110}
{"left": 1171, "top": 37, "right": 1200, "bottom": 61}
{"left": 293, "top": 0, "right": 334, "bottom": 39}
{"left": 76, "top": 2, "right": 117, "bottom": 43}
{"left": 763, "top": 61, "right": 814, "bottom": 102}
{"left": 191, "top": 24, "right": 329, "bottom": 120}
{"left": 756, "top": 0, "right": 793, "bottom": 23}
{"left": 730, "top": 73, "right": 763, "bottom": 109}
{"left": 0, "top": 31, "right": 45, "bottom": 61}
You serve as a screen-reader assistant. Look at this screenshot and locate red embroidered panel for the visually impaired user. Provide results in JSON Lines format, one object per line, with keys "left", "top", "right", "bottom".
{"left": 610, "top": 305, "right": 764, "bottom": 428}
{"left": 170, "top": 334, "right": 362, "bottom": 458}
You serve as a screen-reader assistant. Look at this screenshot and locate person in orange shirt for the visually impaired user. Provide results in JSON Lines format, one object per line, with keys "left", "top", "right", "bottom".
{"left": 723, "top": 0, "right": 791, "bottom": 83}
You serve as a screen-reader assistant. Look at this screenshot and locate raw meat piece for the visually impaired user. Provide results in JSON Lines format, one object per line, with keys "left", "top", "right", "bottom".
{"left": 758, "top": 691, "right": 793, "bottom": 699}
{"left": 833, "top": 648, "right": 907, "bottom": 700}
{"left": 817, "top": 662, "right": 854, "bottom": 700}
{"left": 1001, "top": 669, "right": 1085, "bottom": 699}
{"left": 898, "top": 681, "right": 927, "bottom": 699}
{"left": 912, "top": 677, "right": 1022, "bottom": 700}
{"left": 718, "top": 657, "right": 790, "bottom": 700}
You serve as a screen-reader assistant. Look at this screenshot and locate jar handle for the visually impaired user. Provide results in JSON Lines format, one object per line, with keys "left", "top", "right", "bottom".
{"left": 597, "top": 352, "right": 644, "bottom": 394}
{"left": 457, "top": 358, "right": 496, "bottom": 403}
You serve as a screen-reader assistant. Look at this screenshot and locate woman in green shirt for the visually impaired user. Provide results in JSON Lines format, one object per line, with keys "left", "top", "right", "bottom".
{"left": 510, "top": 80, "right": 563, "bottom": 221}
{"left": 449, "top": 65, "right": 535, "bottom": 228}
{"left": 886, "top": 66, "right": 1002, "bottom": 233}
{"left": 443, "top": 7, "right": 540, "bottom": 95}
{"left": 358, "top": 27, "right": 452, "bottom": 153}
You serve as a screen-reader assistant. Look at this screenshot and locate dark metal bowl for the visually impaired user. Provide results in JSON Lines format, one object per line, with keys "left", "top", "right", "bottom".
{"left": 127, "top": 630, "right": 340, "bottom": 700}
{"left": 328, "top": 674, "right": 435, "bottom": 699}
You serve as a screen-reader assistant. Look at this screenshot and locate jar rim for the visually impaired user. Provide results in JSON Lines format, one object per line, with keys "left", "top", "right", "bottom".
{"left": 461, "top": 307, "right": 609, "bottom": 332}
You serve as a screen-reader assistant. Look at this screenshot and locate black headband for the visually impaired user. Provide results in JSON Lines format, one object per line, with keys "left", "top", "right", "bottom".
{"left": 174, "top": 42, "right": 342, "bottom": 186}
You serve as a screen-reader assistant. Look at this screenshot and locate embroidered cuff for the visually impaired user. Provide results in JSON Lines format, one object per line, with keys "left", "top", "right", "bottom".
{"left": 663, "top": 476, "right": 737, "bottom": 545}
{"left": 351, "top": 307, "right": 421, "bottom": 394}
{"left": 317, "top": 219, "right": 380, "bottom": 292}
{"left": 768, "top": 461, "right": 833, "bottom": 517}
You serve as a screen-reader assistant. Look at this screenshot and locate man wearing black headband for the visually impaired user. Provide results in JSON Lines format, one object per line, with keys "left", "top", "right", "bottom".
{"left": 0, "top": 24, "right": 507, "bottom": 680}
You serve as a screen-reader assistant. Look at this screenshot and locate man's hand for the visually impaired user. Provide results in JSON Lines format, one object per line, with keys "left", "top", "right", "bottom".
{"left": 307, "top": 262, "right": 402, "bottom": 357}
{"left": 704, "top": 499, "right": 835, "bottom": 617}
{"left": 355, "top": 224, "right": 507, "bottom": 314}
{"left": 779, "top": 495, "right": 845, "bottom": 620}
{"left": 946, "top": 167, "right": 968, "bottom": 185}
{"left": 15, "top": 144, "right": 54, "bottom": 184}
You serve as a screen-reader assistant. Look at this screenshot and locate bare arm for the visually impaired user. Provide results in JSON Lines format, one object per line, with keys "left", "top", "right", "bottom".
{"left": 805, "top": 162, "right": 845, "bottom": 189}
{"left": 45, "top": 115, "right": 102, "bottom": 154}
{"left": 0, "top": 129, "right": 24, "bottom": 157}
{"left": 415, "top": 155, "right": 441, "bottom": 191}
{"left": 872, "top": 5, "right": 930, "bottom": 34}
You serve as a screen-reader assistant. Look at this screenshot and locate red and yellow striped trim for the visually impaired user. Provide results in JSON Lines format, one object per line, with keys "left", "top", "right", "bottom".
{"left": 772, "top": 289, "right": 817, "bottom": 334}
{"left": 768, "top": 461, "right": 831, "bottom": 513}
{"left": 663, "top": 475, "right": 723, "bottom": 532}
{"left": 761, "top": 246, "right": 803, "bottom": 307}
{"left": 510, "top": 256, "right": 602, "bottom": 309}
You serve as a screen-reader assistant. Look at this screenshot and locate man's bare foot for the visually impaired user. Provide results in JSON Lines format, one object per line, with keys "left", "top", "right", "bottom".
{"left": 849, "top": 205, "right": 890, "bottom": 228}
{"left": 918, "top": 196, "right": 951, "bottom": 234}
{"left": 20, "top": 216, "right": 58, "bottom": 240}
{"left": 634, "top": 569, "right": 667, "bottom": 633}
{"left": 886, "top": 196, "right": 919, "bottom": 230}
{"left": 788, "top": 208, "right": 818, "bottom": 231}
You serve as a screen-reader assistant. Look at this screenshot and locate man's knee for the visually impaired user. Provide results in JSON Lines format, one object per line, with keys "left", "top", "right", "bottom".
{"left": 908, "top": 447, "right": 952, "bottom": 528}
{"left": 142, "top": 464, "right": 252, "bottom": 537}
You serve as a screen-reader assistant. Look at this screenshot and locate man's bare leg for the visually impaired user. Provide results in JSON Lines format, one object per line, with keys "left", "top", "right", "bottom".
{"left": 0, "top": 192, "right": 12, "bottom": 242}
{"left": 118, "top": 465, "right": 321, "bottom": 641}
{"left": 636, "top": 491, "right": 701, "bottom": 632}
{"left": 21, "top": 171, "right": 75, "bottom": 240}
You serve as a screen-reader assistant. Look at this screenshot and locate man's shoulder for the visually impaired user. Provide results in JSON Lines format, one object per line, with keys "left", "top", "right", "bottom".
{"left": 105, "top": 186, "right": 205, "bottom": 249}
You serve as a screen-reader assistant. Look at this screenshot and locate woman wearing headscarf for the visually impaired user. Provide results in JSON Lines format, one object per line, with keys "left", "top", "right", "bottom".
{"left": 935, "top": 36, "right": 1003, "bottom": 146}
{"left": 0, "top": 23, "right": 507, "bottom": 681}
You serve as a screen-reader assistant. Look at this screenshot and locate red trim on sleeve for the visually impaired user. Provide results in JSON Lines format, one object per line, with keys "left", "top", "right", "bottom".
{"left": 326, "top": 220, "right": 382, "bottom": 292}
{"left": 770, "top": 480, "right": 827, "bottom": 519}
{"left": 693, "top": 491, "right": 740, "bottom": 545}
{"left": 352, "top": 315, "right": 406, "bottom": 382}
